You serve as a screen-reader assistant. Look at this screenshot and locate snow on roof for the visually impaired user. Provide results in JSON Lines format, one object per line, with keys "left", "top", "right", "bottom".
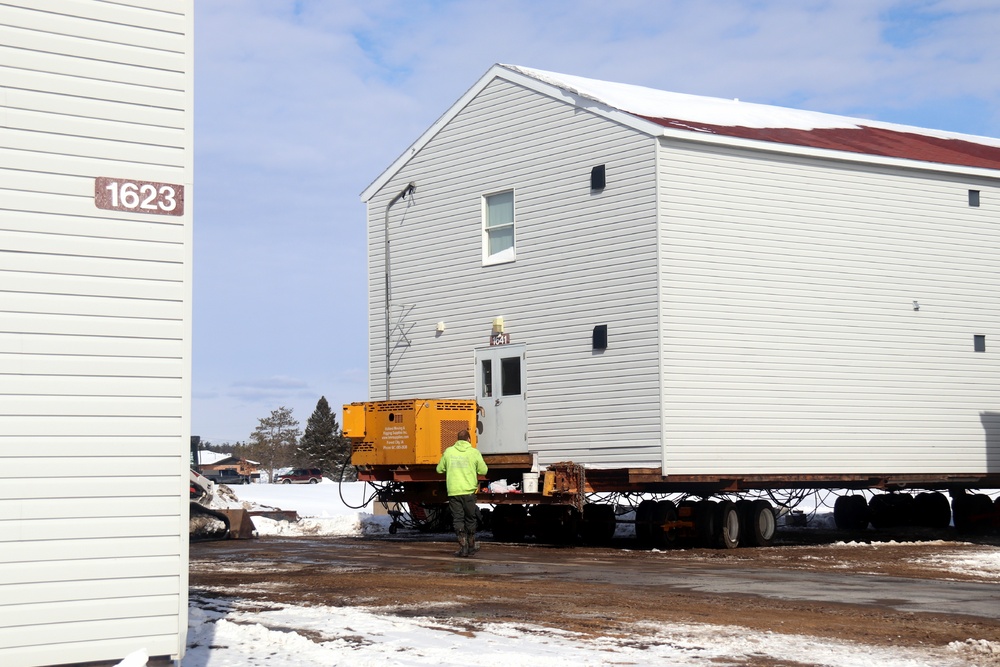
{"left": 196, "top": 449, "right": 230, "bottom": 465}
{"left": 504, "top": 65, "right": 1000, "bottom": 171}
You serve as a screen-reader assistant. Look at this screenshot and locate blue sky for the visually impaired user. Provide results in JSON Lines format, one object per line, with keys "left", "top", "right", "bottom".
{"left": 192, "top": 0, "right": 1000, "bottom": 443}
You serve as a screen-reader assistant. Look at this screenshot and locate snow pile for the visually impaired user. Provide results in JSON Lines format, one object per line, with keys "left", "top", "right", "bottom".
{"left": 182, "top": 594, "right": 984, "bottom": 667}
{"left": 911, "top": 550, "right": 1000, "bottom": 580}
{"left": 218, "top": 480, "right": 394, "bottom": 537}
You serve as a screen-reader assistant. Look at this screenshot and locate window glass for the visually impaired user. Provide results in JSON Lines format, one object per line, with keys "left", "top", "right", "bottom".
{"left": 484, "top": 190, "right": 515, "bottom": 262}
{"left": 500, "top": 356, "right": 521, "bottom": 396}
{"left": 481, "top": 360, "right": 493, "bottom": 397}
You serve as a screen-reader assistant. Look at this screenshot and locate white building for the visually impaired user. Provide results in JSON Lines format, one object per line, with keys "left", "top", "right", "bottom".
{"left": 361, "top": 64, "right": 1000, "bottom": 484}
{"left": 1, "top": 2, "right": 193, "bottom": 666}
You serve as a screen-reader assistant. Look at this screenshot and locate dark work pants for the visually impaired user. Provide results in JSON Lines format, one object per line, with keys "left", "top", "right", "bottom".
{"left": 449, "top": 494, "right": 478, "bottom": 535}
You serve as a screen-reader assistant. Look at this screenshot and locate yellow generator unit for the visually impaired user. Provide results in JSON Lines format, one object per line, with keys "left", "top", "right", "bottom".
{"left": 343, "top": 399, "right": 478, "bottom": 466}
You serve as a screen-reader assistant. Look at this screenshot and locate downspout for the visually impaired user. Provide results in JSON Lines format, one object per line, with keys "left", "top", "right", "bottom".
{"left": 384, "top": 182, "right": 415, "bottom": 400}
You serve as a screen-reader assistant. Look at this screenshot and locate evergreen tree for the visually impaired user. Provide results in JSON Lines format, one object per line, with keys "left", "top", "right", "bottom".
{"left": 299, "top": 396, "right": 355, "bottom": 481}
{"left": 246, "top": 406, "right": 301, "bottom": 482}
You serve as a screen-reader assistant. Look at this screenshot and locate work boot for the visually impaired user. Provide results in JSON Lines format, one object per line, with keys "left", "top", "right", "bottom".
{"left": 453, "top": 532, "right": 469, "bottom": 557}
{"left": 467, "top": 533, "right": 480, "bottom": 557}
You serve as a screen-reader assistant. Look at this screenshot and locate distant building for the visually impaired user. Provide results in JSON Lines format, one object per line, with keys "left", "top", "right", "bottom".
{"left": 196, "top": 452, "right": 261, "bottom": 481}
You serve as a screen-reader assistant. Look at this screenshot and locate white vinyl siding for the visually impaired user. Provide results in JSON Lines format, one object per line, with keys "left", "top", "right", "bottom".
{"left": 0, "top": 2, "right": 192, "bottom": 666}
{"left": 368, "top": 77, "right": 663, "bottom": 467}
{"left": 657, "top": 138, "right": 1000, "bottom": 476}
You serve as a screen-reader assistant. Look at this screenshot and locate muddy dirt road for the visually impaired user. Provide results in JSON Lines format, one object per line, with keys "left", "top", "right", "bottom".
{"left": 190, "top": 529, "right": 1000, "bottom": 664}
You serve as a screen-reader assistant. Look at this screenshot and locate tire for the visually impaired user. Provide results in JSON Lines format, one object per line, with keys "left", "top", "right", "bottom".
{"left": 871, "top": 493, "right": 915, "bottom": 529}
{"left": 834, "top": 494, "right": 870, "bottom": 531}
{"left": 693, "top": 500, "right": 717, "bottom": 548}
{"left": 651, "top": 500, "right": 678, "bottom": 550}
{"left": 714, "top": 501, "right": 740, "bottom": 549}
{"left": 635, "top": 499, "right": 657, "bottom": 548}
{"left": 582, "top": 504, "right": 617, "bottom": 545}
{"left": 913, "top": 492, "right": 951, "bottom": 529}
{"left": 953, "top": 493, "right": 993, "bottom": 534}
{"left": 532, "top": 505, "right": 580, "bottom": 544}
{"left": 281, "top": 479, "right": 291, "bottom": 484}
{"left": 868, "top": 494, "right": 894, "bottom": 529}
{"left": 309, "top": 478, "right": 319, "bottom": 484}
{"left": 743, "top": 499, "right": 776, "bottom": 547}
{"left": 491, "top": 504, "right": 526, "bottom": 542}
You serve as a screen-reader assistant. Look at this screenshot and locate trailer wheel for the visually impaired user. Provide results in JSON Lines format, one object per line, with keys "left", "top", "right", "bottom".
{"left": 693, "top": 500, "right": 717, "bottom": 548}
{"left": 913, "top": 492, "right": 950, "bottom": 529}
{"left": 491, "top": 504, "right": 526, "bottom": 542}
{"left": 532, "top": 505, "right": 580, "bottom": 544}
{"left": 652, "top": 500, "right": 678, "bottom": 550}
{"left": 870, "top": 493, "right": 914, "bottom": 529}
{"left": 834, "top": 495, "right": 869, "bottom": 531}
{"left": 714, "top": 501, "right": 740, "bottom": 549}
{"left": 582, "top": 504, "right": 616, "bottom": 545}
{"left": 635, "top": 499, "right": 657, "bottom": 548}
{"left": 743, "top": 499, "right": 776, "bottom": 547}
{"left": 953, "top": 493, "right": 993, "bottom": 534}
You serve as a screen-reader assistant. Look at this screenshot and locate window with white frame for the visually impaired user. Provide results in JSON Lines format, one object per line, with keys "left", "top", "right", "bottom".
{"left": 483, "top": 190, "right": 515, "bottom": 264}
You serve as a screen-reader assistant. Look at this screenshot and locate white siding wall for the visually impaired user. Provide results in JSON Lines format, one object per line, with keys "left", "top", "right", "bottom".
{"left": 658, "top": 139, "right": 1000, "bottom": 475}
{"left": 367, "top": 78, "right": 664, "bottom": 467}
{"left": 0, "top": 2, "right": 192, "bottom": 666}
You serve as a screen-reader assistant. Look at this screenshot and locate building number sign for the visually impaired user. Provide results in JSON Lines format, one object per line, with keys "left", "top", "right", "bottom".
{"left": 95, "top": 177, "right": 185, "bottom": 217}
{"left": 490, "top": 332, "right": 511, "bottom": 346}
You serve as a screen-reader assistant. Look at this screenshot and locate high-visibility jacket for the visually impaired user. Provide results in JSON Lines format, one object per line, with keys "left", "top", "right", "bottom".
{"left": 436, "top": 440, "right": 487, "bottom": 496}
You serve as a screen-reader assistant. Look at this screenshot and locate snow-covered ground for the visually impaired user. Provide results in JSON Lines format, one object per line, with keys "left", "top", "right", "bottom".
{"left": 138, "top": 480, "right": 1000, "bottom": 667}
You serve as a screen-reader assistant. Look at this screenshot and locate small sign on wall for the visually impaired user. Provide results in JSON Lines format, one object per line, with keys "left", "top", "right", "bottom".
{"left": 490, "top": 332, "right": 511, "bottom": 346}
{"left": 95, "top": 177, "right": 185, "bottom": 217}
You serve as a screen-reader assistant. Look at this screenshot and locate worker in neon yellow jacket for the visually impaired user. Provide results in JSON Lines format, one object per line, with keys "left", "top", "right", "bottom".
{"left": 436, "top": 428, "right": 488, "bottom": 557}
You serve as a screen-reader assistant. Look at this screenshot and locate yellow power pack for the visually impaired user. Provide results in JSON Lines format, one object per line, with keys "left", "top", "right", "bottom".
{"left": 344, "top": 399, "right": 478, "bottom": 466}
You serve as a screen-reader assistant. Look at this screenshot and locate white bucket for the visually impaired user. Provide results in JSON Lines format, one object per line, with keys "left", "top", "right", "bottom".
{"left": 522, "top": 472, "right": 539, "bottom": 494}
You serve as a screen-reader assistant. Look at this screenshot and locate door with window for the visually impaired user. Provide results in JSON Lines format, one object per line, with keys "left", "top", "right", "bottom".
{"left": 474, "top": 344, "right": 527, "bottom": 454}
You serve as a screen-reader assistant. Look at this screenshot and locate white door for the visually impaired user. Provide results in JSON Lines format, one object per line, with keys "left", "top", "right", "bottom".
{"left": 474, "top": 344, "right": 527, "bottom": 454}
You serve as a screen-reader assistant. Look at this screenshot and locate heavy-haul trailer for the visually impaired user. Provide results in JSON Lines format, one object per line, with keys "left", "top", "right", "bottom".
{"left": 354, "top": 65, "right": 1000, "bottom": 549}
{"left": 343, "top": 399, "right": 1000, "bottom": 548}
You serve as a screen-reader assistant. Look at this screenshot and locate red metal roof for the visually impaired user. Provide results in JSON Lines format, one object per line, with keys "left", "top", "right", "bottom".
{"left": 640, "top": 116, "right": 1000, "bottom": 171}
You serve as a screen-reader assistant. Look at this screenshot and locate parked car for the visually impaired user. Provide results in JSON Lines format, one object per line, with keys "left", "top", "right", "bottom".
{"left": 201, "top": 468, "right": 250, "bottom": 485}
{"left": 275, "top": 467, "right": 323, "bottom": 484}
